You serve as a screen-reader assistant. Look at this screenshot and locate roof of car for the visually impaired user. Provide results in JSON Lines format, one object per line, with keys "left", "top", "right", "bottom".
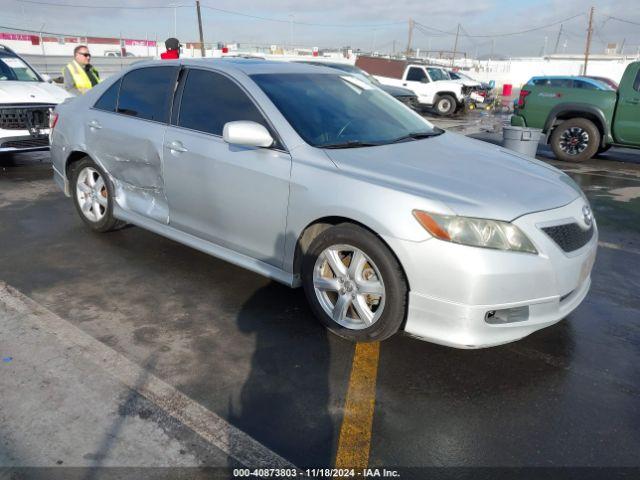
{"left": 172, "top": 57, "right": 341, "bottom": 75}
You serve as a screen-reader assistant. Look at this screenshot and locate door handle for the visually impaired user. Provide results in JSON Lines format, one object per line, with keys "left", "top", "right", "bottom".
{"left": 626, "top": 98, "right": 640, "bottom": 105}
{"left": 88, "top": 120, "right": 102, "bottom": 130}
{"left": 402, "top": 83, "right": 408, "bottom": 86}
{"left": 165, "top": 140, "right": 188, "bottom": 153}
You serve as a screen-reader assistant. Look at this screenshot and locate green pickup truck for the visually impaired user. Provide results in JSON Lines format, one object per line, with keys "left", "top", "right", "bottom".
{"left": 511, "top": 61, "right": 640, "bottom": 162}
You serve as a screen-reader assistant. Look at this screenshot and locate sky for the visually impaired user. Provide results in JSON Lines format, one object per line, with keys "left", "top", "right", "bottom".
{"left": 1, "top": 0, "right": 639, "bottom": 57}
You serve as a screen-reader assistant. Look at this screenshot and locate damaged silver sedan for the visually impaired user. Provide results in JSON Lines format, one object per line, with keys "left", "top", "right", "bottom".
{"left": 50, "top": 59, "right": 596, "bottom": 347}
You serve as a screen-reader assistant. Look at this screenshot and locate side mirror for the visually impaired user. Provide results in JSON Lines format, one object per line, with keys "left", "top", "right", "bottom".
{"left": 41, "top": 74, "right": 52, "bottom": 83}
{"left": 420, "top": 77, "right": 429, "bottom": 84}
{"left": 223, "top": 121, "right": 274, "bottom": 148}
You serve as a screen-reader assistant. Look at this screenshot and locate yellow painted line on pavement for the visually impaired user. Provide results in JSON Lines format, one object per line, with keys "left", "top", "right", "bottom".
{"left": 335, "top": 341, "right": 381, "bottom": 469}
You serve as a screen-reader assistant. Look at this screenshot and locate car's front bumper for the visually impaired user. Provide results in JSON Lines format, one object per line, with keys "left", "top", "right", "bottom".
{"left": 384, "top": 197, "right": 598, "bottom": 348}
{"left": 0, "top": 129, "right": 50, "bottom": 153}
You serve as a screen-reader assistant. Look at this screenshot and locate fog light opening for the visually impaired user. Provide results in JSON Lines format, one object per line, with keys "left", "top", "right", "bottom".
{"left": 485, "top": 306, "right": 530, "bottom": 324}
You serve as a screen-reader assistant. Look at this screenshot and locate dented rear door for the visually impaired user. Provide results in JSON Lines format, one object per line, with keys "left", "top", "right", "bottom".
{"left": 85, "top": 65, "right": 179, "bottom": 224}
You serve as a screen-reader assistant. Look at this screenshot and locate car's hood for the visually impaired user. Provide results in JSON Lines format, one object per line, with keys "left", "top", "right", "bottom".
{"left": 0, "top": 81, "right": 71, "bottom": 104}
{"left": 323, "top": 132, "right": 581, "bottom": 221}
{"left": 380, "top": 84, "right": 415, "bottom": 97}
{"left": 455, "top": 79, "right": 482, "bottom": 88}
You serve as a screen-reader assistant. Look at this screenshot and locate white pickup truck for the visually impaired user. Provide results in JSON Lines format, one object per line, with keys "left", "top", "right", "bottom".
{"left": 355, "top": 56, "right": 473, "bottom": 116}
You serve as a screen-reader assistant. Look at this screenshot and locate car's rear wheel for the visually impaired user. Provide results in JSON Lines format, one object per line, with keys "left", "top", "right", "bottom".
{"left": 302, "top": 223, "right": 407, "bottom": 342}
{"left": 550, "top": 118, "right": 600, "bottom": 162}
{"left": 71, "top": 157, "right": 124, "bottom": 232}
{"left": 434, "top": 94, "right": 457, "bottom": 116}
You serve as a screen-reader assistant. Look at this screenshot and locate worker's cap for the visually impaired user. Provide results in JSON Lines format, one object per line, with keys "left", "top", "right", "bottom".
{"left": 165, "top": 38, "right": 181, "bottom": 50}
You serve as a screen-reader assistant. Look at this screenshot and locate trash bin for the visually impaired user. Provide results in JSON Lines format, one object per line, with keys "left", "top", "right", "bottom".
{"left": 502, "top": 84, "right": 513, "bottom": 96}
{"left": 502, "top": 125, "right": 543, "bottom": 157}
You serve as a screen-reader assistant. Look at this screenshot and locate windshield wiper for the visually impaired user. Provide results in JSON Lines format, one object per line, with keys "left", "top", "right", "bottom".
{"left": 388, "top": 128, "right": 445, "bottom": 144}
{"left": 321, "top": 140, "right": 381, "bottom": 149}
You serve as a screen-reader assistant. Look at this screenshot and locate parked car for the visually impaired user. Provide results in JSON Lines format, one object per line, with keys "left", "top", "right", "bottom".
{"left": 512, "top": 63, "right": 640, "bottom": 161}
{"left": 525, "top": 75, "right": 615, "bottom": 91}
{"left": 355, "top": 56, "right": 473, "bottom": 116}
{"left": 447, "top": 69, "right": 494, "bottom": 106}
{"left": 51, "top": 59, "right": 597, "bottom": 348}
{"left": 295, "top": 60, "right": 419, "bottom": 110}
{"left": 584, "top": 75, "right": 619, "bottom": 90}
{"left": 0, "top": 44, "right": 71, "bottom": 155}
{"left": 104, "top": 50, "right": 136, "bottom": 58}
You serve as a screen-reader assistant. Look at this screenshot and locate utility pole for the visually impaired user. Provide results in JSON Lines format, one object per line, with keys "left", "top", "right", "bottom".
{"left": 392, "top": 39, "right": 395, "bottom": 55}
{"left": 289, "top": 14, "right": 294, "bottom": 52}
{"left": 451, "top": 23, "right": 460, "bottom": 67}
{"left": 406, "top": 18, "right": 414, "bottom": 56}
{"left": 619, "top": 38, "right": 626, "bottom": 55}
{"left": 553, "top": 24, "right": 563, "bottom": 54}
{"left": 583, "top": 6, "right": 595, "bottom": 75}
{"left": 196, "top": 1, "right": 205, "bottom": 57}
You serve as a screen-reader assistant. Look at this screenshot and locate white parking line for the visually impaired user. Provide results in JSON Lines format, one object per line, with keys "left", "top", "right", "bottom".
{"left": 598, "top": 241, "right": 640, "bottom": 256}
{"left": 0, "top": 282, "right": 296, "bottom": 469}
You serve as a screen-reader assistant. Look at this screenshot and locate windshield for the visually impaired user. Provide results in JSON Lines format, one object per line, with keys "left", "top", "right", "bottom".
{"left": 426, "top": 67, "right": 448, "bottom": 82}
{"left": 251, "top": 73, "right": 435, "bottom": 148}
{"left": 0, "top": 54, "right": 40, "bottom": 82}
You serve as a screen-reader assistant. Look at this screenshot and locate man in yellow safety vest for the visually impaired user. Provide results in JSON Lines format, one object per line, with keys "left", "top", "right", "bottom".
{"left": 63, "top": 45, "right": 101, "bottom": 95}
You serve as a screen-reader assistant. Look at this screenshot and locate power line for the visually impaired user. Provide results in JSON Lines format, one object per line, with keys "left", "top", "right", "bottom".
{"left": 18, "top": 0, "right": 181, "bottom": 9}
{"left": 414, "top": 14, "right": 584, "bottom": 39}
{"left": 605, "top": 15, "right": 640, "bottom": 27}
{"left": 200, "top": 5, "right": 404, "bottom": 28}
{"left": 15, "top": 0, "right": 405, "bottom": 28}
{"left": 455, "top": 14, "right": 584, "bottom": 38}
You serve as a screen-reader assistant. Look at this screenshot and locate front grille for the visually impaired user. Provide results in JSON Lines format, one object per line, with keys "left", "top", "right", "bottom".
{"left": 0, "top": 105, "right": 54, "bottom": 130}
{"left": 1, "top": 137, "right": 49, "bottom": 149}
{"left": 398, "top": 96, "right": 419, "bottom": 110}
{"left": 542, "top": 223, "right": 594, "bottom": 252}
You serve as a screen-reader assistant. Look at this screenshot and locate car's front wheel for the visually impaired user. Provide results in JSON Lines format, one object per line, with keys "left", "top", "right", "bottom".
{"left": 302, "top": 224, "right": 407, "bottom": 342}
{"left": 550, "top": 118, "right": 600, "bottom": 162}
{"left": 71, "top": 156, "right": 123, "bottom": 232}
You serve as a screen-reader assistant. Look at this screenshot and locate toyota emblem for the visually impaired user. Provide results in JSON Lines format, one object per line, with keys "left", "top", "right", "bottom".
{"left": 582, "top": 205, "right": 593, "bottom": 227}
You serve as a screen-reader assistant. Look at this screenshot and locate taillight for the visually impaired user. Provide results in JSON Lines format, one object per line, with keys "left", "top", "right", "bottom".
{"left": 517, "top": 89, "right": 530, "bottom": 108}
{"left": 49, "top": 112, "right": 59, "bottom": 130}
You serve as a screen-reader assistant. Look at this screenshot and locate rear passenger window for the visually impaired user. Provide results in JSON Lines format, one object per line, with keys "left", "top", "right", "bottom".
{"left": 634, "top": 71, "right": 640, "bottom": 92}
{"left": 117, "top": 67, "right": 178, "bottom": 122}
{"left": 574, "top": 80, "right": 597, "bottom": 90}
{"left": 406, "top": 67, "right": 427, "bottom": 82}
{"left": 94, "top": 79, "right": 120, "bottom": 112}
{"left": 178, "top": 69, "right": 270, "bottom": 137}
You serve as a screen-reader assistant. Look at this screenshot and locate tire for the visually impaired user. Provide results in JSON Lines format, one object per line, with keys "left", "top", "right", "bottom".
{"left": 550, "top": 118, "right": 600, "bottom": 162}
{"left": 597, "top": 144, "right": 612, "bottom": 155}
{"left": 434, "top": 94, "right": 457, "bottom": 116}
{"left": 302, "top": 223, "right": 408, "bottom": 342}
{"left": 70, "top": 156, "right": 124, "bottom": 232}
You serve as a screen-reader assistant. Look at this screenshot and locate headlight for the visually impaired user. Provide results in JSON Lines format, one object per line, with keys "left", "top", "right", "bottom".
{"left": 413, "top": 210, "right": 537, "bottom": 254}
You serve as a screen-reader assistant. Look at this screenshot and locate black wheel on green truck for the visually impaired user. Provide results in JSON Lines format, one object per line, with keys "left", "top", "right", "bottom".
{"left": 550, "top": 118, "right": 601, "bottom": 162}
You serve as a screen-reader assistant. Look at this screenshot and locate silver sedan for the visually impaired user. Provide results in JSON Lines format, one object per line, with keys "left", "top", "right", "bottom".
{"left": 50, "top": 59, "right": 597, "bottom": 348}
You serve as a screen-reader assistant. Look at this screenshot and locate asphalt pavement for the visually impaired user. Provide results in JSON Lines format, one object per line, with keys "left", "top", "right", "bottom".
{"left": 1, "top": 131, "right": 639, "bottom": 478}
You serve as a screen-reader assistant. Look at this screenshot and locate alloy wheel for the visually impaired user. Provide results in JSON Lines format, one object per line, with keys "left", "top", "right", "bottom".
{"left": 75, "top": 166, "right": 108, "bottom": 222}
{"left": 559, "top": 127, "right": 590, "bottom": 156}
{"left": 313, "top": 244, "right": 386, "bottom": 330}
